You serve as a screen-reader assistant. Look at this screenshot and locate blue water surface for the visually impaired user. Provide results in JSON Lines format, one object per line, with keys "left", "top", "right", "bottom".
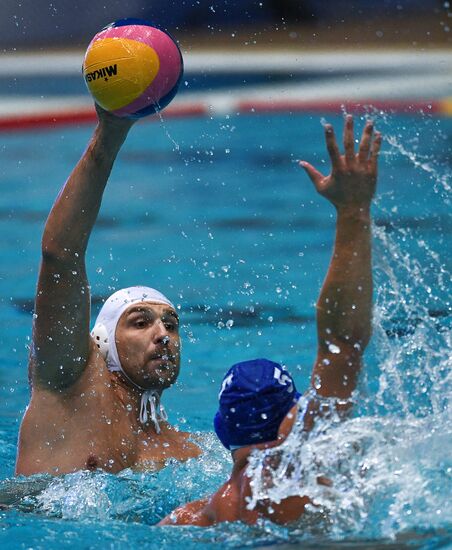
{"left": 0, "top": 111, "right": 450, "bottom": 549}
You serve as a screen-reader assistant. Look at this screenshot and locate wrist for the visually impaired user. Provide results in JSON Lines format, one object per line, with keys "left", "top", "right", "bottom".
{"left": 92, "top": 122, "right": 130, "bottom": 157}
{"left": 336, "top": 204, "right": 371, "bottom": 221}
{"left": 96, "top": 119, "right": 131, "bottom": 141}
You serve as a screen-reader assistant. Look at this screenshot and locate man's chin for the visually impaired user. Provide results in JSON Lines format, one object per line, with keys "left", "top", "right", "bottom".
{"left": 141, "top": 365, "right": 179, "bottom": 390}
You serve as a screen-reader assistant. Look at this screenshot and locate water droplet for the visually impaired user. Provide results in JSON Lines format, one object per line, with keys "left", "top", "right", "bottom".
{"left": 328, "top": 343, "right": 341, "bottom": 354}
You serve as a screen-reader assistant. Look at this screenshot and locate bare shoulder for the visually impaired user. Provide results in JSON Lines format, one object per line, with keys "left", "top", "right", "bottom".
{"left": 21, "top": 340, "right": 113, "bottom": 438}
{"left": 16, "top": 343, "right": 117, "bottom": 475}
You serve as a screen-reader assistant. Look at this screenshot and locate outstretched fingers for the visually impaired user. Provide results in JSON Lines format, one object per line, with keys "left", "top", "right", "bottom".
{"left": 369, "top": 131, "right": 382, "bottom": 171}
{"left": 343, "top": 114, "right": 355, "bottom": 165}
{"left": 358, "top": 120, "right": 374, "bottom": 163}
{"left": 324, "top": 124, "right": 342, "bottom": 169}
{"left": 299, "top": 161, "right": 325, "bottom": 190}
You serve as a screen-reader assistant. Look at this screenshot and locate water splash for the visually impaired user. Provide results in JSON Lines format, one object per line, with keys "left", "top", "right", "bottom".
{"left": 385, "top": 133, "right": 451, "bottom": 200}
{"left": 156, "top": 109, "right": 181, "bottom": 152}
{"left": 35, "top": 470, "right": 112, "bottom": 520}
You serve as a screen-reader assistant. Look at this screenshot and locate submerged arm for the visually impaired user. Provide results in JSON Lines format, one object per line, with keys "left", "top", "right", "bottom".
{"left": 301, "top": 116, "right": 381, "bottom": 405}
{"left": 31, "top": 110, "right": 134, "bottom": 390}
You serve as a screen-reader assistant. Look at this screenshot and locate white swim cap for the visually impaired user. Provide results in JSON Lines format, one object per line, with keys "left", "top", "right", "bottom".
{"left": 91, "top": 286, "right": 175, "bottom": 431}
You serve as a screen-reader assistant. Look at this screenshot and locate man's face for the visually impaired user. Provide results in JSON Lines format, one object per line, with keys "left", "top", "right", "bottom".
{"left": 115, "top": 302, "right": 181, "bottom": 390}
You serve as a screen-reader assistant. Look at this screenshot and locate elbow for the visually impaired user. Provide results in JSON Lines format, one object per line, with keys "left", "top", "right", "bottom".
{"left": 41, "top": 245, "right": 60, "bottom": 264}
{"left": 318, "top": 331, "right": 370, "bottom": 359}
{"left": 41, "top": 236, "right": 82, "bottom": 266}
{"left": 41, "top": 230, "right": 63, "bottom": 262}
{"left": 350, "top": 322, "right": 372, "bottom": 352}
{"left": 317, "top": 311, "right": 373, "bottom": 354}
{"left": 338, "top": 332, "right": 371, "bottom": 355}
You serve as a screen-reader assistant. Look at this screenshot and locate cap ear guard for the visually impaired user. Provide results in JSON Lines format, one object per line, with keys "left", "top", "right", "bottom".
{"left": 90, "top": 323, "right": 109, "bottom": 360}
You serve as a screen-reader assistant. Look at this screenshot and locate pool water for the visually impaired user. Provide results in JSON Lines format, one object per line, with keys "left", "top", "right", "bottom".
{"left": 0, "top": 112, "right": 450, "bottom": 549}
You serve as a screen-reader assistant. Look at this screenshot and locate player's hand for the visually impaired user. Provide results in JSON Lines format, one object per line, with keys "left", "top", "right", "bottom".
{"left": 95, "top": 103, "right": 136, "bottom": 132}
{"left": 300, "top": 115, "right": 382, "bottom": 211}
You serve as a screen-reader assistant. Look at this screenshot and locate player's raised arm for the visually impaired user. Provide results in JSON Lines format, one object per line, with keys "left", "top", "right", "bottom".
{"left": 300, "top": 115, "right": 381, "bottom": 404}
{"left": 30, "top": 109, "right": 135, "bottom": 390}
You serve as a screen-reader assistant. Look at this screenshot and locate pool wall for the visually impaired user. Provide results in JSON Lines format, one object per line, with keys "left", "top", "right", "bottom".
{"left": 1, "top": 50, "right": 451, "bottom": 131}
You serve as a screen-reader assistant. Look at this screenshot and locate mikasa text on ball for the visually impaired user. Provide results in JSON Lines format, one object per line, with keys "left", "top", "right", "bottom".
{"left": 83, "top": 18, "right": 183, "bottom": 118}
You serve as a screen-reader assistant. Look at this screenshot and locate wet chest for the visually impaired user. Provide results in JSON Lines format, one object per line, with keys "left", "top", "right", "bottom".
{"left": 93, "top": 408, "right": 201, "bottom": 472}
{"left": 134, "top": 430, "right": 201, "bottom": 470}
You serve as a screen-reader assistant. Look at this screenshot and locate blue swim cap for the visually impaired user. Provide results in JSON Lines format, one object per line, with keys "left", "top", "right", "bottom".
{"left": 213, "top": 358, "right": 301, "bottom": 450}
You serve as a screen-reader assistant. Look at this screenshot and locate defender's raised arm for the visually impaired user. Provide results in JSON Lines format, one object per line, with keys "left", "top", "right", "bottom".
{"left": 31, "top": 110, "right": 134, "bottom": 390}
{"left": 301, "top": 115, "right": 381, "bottom": 403}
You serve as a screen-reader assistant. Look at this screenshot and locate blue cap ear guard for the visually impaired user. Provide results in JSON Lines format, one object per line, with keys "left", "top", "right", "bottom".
{"left": 213, "top": 358, "right": 301, "bottom": 450}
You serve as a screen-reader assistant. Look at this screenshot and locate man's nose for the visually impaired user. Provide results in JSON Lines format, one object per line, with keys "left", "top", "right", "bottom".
{"left": 153, "top": 321, "right": 170, "bottom": 345}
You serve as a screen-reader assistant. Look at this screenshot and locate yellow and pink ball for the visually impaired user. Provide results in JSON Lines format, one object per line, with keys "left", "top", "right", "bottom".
{"left": 82, "top": 19, "right": 183, "bottom": 118}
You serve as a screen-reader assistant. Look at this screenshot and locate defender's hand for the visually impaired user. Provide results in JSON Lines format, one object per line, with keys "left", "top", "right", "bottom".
{"left": 300, "top": 115, "right": 382, "bottom": 210}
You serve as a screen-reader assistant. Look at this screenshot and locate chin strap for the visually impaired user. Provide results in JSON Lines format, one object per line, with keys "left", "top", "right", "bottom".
{"left": 107, "top": 365, "right": 168, "bottom": 432}
{"left": 139, "top": 390, "right": 168, "bottom": 433}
